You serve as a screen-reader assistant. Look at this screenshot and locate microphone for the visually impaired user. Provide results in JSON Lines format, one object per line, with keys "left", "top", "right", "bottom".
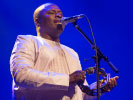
{"left": 61, "top": 14, "right": 85, "bottom": 25}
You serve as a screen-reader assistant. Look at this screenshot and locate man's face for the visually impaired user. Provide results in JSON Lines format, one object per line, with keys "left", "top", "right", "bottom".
{"left": 39, "top": 4, "right": 65, "bottom": 38}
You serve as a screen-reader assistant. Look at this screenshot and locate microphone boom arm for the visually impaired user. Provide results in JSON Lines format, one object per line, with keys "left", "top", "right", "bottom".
{"left": 72, "top": 22, "right": 119, "bottom": 73}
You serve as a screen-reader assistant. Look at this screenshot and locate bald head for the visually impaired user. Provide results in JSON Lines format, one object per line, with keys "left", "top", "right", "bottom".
{"left": 33, "top": 3, "right": 59, "bottom": 26}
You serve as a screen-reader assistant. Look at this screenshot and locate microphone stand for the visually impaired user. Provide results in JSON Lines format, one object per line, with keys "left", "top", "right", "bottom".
{"left": 72, "top": 21, "right": 118, "bottom": 100}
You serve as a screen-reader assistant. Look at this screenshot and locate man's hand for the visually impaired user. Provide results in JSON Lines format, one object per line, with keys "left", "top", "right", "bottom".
{"left": 69, "top": 70, "right": 86, "bottom": 84}
{"left": 101, "top": 76, "right": 119, "bottom": 93}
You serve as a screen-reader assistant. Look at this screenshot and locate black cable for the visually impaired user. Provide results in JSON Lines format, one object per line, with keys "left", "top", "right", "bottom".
{"left": 84, "top": 14, "right": 101, "bottom": 100}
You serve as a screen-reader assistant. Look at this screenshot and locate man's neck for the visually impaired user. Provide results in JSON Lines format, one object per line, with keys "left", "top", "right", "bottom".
{"left": 38, "top": 32, "right": 60, "bottom": 42}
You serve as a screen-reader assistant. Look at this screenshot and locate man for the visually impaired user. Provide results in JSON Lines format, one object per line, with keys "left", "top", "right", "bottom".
{"left": 10, "top": 3, "right": 118, "bottom": 100}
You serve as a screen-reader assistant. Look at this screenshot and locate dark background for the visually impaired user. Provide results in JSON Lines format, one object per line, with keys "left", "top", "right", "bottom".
{"left": 0, "top": 0, "right": 132, "bottom": 100}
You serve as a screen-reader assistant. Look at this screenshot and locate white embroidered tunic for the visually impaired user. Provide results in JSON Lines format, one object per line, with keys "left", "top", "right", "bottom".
{"left": 10, "top": 35, "right": 95, "bottom": 100}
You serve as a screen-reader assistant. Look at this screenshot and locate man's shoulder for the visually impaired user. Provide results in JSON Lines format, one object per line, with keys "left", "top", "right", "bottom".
{"left": 16, "top": 35, "right": 39, "bottom": 44}
{"left": 16, "top": 35, "right": 37, "bottom": 40}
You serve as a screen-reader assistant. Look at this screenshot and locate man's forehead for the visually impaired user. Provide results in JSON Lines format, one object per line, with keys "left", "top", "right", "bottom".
{"left": 42, "top": 4, "right": 61, "bottom": 12}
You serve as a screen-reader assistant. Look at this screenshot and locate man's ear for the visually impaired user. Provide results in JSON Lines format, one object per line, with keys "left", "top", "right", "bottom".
{"left": 35, "top": 18, "right": 40, "bottom": 27}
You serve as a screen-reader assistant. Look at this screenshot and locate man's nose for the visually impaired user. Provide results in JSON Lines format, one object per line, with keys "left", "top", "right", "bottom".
{"left": 56, "top": 13, "right": 62, "bottom": 18}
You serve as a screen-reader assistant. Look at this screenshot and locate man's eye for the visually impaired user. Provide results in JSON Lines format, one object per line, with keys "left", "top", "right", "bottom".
{"left": 47, "top": 12, "right": 55, "bottom": 14}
